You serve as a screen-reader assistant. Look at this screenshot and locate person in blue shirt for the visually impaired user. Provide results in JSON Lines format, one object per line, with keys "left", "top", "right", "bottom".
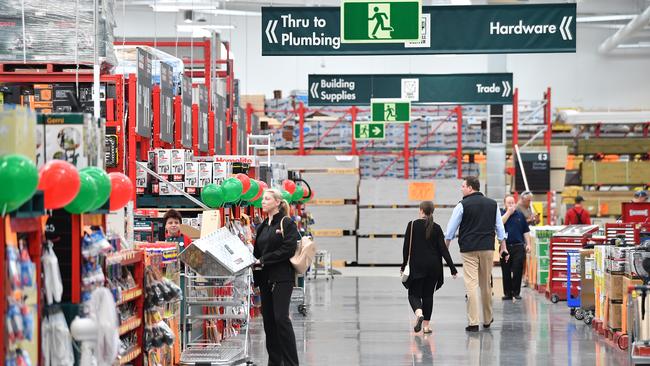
{"left": 499, "top": 195, "right": 531, "bottom": 302}
{"left": 445, "top": 176, "right": 508, "bottom": 332}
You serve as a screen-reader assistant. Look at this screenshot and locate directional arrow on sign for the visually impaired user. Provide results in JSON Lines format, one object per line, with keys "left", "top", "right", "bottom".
{"left": 372, "top": 126, "right": 382, "bottom": 136}
{"left": 501, "top": 81, "right": 511, "bottom": 98}
{"left": 310, "top": 82, "right": 319, "bottom": 99}
{"left": 265, "top": 20, "right": 278, "bottom": 44}
{"left": 559, "top": 15, "right": 573, "bottom": 41}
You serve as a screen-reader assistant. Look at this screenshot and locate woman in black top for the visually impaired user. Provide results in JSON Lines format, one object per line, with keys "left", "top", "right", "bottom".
{"left": 401, "top": 201, "right": 458, "bottom": 333}
{"left": 253, "top": 188, "right": 300, "bottom": 366}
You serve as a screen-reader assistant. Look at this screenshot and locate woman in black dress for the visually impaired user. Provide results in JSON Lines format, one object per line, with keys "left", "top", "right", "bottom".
{"left": 401, "top": 201, "right": 458, "bottom": 333}
{"left": 253, "top": 189, "right": 300, "bottom": 366}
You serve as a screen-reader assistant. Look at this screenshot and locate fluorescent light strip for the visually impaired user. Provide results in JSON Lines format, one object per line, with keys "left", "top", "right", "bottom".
{"left": 576, "top": 15, "right": 636, "bottom": 23}
{"left": 151, "top": 4, "right": 260, "bottom": 16}
{"left": 177, "top": 24, "right": 235, "bottom": 31}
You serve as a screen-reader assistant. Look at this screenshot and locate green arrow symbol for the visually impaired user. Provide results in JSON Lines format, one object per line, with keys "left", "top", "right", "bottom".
{"left": 372, "top": 126, "right": 382, "bottom": 136}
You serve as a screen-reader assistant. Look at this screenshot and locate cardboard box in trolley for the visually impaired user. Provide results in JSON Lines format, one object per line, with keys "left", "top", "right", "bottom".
{"left": 156, "top": 149, "right": 172, "bottom": 175}
{"left": 198, "top": 162, "right": 213, "bottom": 187}
{"left": 185, "top": 162, "right": 199, "bottom": 194}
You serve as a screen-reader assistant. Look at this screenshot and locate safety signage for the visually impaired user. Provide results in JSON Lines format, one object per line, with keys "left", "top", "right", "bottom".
{"left": 308, "top": 73, "right": 513, "bottom": 106}
{"left": 341, "top": 0, "right": 421, "bottom": 43}
{"left": 371, "top": 99, "right": 410, "bottom": 123}
{"left": 354, "top": 122, "right": 385, "bottom": 140}
{"left": 262, "top": 3, "right": 575, "bottom": 55}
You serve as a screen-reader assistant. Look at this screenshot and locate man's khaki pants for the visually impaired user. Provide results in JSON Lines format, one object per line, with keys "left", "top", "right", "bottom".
{"left": 461, "top": 250, "right": 494, "bottom": 326}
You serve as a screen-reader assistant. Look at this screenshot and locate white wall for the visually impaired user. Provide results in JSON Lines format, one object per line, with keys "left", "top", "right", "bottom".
{"left": 115, "top": 8, "right": 650, "bottom": 109}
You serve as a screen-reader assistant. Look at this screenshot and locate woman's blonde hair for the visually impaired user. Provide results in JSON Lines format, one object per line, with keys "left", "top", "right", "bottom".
{"left": 265, "top": 188, "right": 290, "bottom": 217}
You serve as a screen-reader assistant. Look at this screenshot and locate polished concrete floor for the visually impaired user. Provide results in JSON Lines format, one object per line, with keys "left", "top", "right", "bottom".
{"left": 248, "top": 268, "right": 631, "bottom": 366}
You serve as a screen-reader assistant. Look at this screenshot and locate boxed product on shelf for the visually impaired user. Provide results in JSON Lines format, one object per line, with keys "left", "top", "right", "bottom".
{"left": 213, "top": 162, "right": 230, "bottom": 185}
{"left": 136, "top": 163, "right": 148, "bottom": 190}
{"left": 171, "top": 149, "right": 187, "bottom": 175}
{"left": 159, "top": 182, "right": 184, "bottom": 196}
{"left": 198, "top": 161, "right": 213, "bottom": 187}
{"left": 606, "top": 272, "right": 624, "bottom": 301}
{"left": 608, "top": 302, "right": 623, "bottom": 329}
{"left": 580, "top": 249, "right": 595, "bottom": 310}
{"left": 156, "top": 149, "right": 172, "bottom": 175}
{"left": 0, "top": 0, "right": 117, "bottom": 66}
{"left": 184, "top": 162, "right": 199, "bottom": 194}
{"left": 37, "top": 113, "right": 104, "bottom": 169}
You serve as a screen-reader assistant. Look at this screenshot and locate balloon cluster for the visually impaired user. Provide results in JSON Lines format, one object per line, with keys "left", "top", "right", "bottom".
{"left": 200, "top": 176, "right": 314, "bottom": 209}
{"left": 281, "top": 179, "right": 313, "bottom": 204}
{"left": 201, "top": 174, "right": 268, "bottom": 209}
{"left": 0, "top": 154, "right": 134, "bottom": 215}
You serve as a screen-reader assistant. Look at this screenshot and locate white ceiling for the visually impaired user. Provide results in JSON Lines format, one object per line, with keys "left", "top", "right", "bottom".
{"left": 117, "top": 0, "right": 650, "bottom": 55}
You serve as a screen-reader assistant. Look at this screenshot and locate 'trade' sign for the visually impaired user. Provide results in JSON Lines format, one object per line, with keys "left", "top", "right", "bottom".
{"left": 262, "top": 3, "right": 575, "bottom": 55}
{"left": 308, "top": 73, "right": 513, "bottom": 106}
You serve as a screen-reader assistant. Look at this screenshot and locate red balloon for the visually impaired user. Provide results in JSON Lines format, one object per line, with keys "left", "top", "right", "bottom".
{"left": 38, "top": 160, "right": 81, "bottom": 209}
{"left": 282, "top": 179, "right": 296, "bottom": 195}
{"left": 235, "top": 173, "right": 252, "bottom": 194}
{"left": 302, "top": 186, "right": 311, "bottom": 199}
{"left": 108, "top": 172, "right": 133, "bottom": 211}
{"left": 251, "top": 180, "right": 268, "bottom": 202}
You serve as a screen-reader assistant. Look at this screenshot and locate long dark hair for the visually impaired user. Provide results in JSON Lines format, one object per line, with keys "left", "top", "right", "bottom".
{"left": 420, "top": 201, "right": 435, "bottom": 240}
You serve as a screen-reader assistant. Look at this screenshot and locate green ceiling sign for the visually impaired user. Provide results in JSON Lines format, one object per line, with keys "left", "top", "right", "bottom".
{"left": 262, "top": 3, "right": 576, "bottom": 55}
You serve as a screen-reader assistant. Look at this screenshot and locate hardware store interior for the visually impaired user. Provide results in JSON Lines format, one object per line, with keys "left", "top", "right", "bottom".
{"left": 1, "top": 0, "right": 650, "bottom": 365}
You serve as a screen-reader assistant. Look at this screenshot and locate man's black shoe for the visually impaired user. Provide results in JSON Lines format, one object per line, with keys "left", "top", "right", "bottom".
{"left": 465, "top": 325, "right": 479, "bottom": 332}
{"left": 514, "top": 295, "right": 522, "bottom": 300}
{"left": 483, "top": 319, "right": 494, "bottom": 329}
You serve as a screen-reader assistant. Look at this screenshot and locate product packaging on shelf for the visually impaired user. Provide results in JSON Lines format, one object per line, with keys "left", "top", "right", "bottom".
{"left": 198, "top": 161, "right": 213, "bottom": 187}
{"left": 136, "top": 163, "right": 148, "bottom": 193}
{"left": 37, "top": 113, "right": 104, "bottom": 169}
{"left": 156, "top": 149, "right": 172, "bottom": 175}
{"left": 171, "top": 149, "right": 186, "bottom": 175}
{"left": 213, "top": 162, "right": 230, "bottom": 185}
{"left": 159, "top": 182, "right": 184, "bottom": 196}
{"left": 185, "top": 162, "right": 199, "bottom": 194}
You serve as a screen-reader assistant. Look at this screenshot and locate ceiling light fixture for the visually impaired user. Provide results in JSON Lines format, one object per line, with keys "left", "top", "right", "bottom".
{"left": 184, "top": 10, "right": 193, "bottom": 23}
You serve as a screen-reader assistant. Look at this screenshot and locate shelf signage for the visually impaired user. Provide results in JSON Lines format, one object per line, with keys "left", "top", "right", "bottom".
{"left": 159, "top": 62, "right": 174, "bottom": 144}
{"left": 181, "top": 75, "right": 193, "bottom": 148}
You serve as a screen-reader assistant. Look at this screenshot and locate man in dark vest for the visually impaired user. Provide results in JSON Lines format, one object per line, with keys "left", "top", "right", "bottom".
{"left": 445, "top": 176, "right": 508, "bottom": 332}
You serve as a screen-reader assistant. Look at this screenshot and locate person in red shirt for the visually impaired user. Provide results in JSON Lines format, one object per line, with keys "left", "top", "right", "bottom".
{"left": 565, "top": 196, "right": 591, "bottom": 225}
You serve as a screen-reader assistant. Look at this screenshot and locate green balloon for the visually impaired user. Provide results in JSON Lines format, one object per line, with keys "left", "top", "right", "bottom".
{"left": 1, "top": 201, "right": 23, "bottom": 215}
{"left": 81, "top": 167, "right": 111, "bottom": 211}
{"left": 222, "top": 177, "right": 243, "bottom": 203}
{"left": 0, "top": 154, "right": 39, "bottom": 210}
{"left": 281, "top": 189, "right": 292, "bottom": 203}
{"left": 241, "top": 180, "right": 260, "bottom": 201}
{"left": 251, "top": 196, "right": 263, "bottom": 208}
{"left": 292, "top": 186, "right": 304, "bottom": 202}
{"left": 201, "top": 184, "right": 225, "bottom": 208}
{"left": 65, "top": 171, "right": 98, "bottom": 214}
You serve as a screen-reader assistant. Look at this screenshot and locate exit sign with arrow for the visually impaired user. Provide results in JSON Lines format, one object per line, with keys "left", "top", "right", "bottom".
{"left": 354, "top": 122, "right": 386, "bottom": 140}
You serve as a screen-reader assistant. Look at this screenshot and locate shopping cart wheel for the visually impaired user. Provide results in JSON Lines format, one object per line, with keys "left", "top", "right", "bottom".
{"left": 618, "top": 334, "right": 629, "bottom": 351}
{"left": 575, "top": 309, "right": 585, "bottom": 320}
{"left": 551, "top": 294, "right": 560, "bottom": 303}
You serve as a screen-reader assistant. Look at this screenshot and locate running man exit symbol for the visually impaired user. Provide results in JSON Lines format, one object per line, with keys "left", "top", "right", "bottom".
{"left": 354, "top": 122, "right": 385, "bottom": 140}
{"left": 384, "top": 103, "right": 396, "bottom": 121}
{"left": 342, "top": 0, "right": 421, "bottom": 43}
{"left": 369, "top": 4, "right": 393, "bottom": 39}
{"left": 371, "top": 99, "right": 411, "bottom": 123}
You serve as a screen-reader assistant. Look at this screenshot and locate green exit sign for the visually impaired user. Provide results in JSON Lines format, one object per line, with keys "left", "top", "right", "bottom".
{"left": 341, "top": 0, "right": 421, "bottom": 43}
{"left": 354, "top": 122, "right": 385, "bottom": 140}
{"left": 371, "top": 99, "right": 411, "bottom": 123}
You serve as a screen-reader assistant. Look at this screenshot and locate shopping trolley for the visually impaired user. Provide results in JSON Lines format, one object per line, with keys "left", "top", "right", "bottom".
{"left": 292, "top": 273, "right": 308, "bottom": 316}
{"left": 627, "top": 243, "right": 650, "bottom": 364}
{"left": 567, "top": 251, "right": 582, "bottom": 316}
{"left": 308, "top": 250, "right": 334, "bottom": 280}
{"left": 180, "top": 269, "right": 254, "bottom": 366}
